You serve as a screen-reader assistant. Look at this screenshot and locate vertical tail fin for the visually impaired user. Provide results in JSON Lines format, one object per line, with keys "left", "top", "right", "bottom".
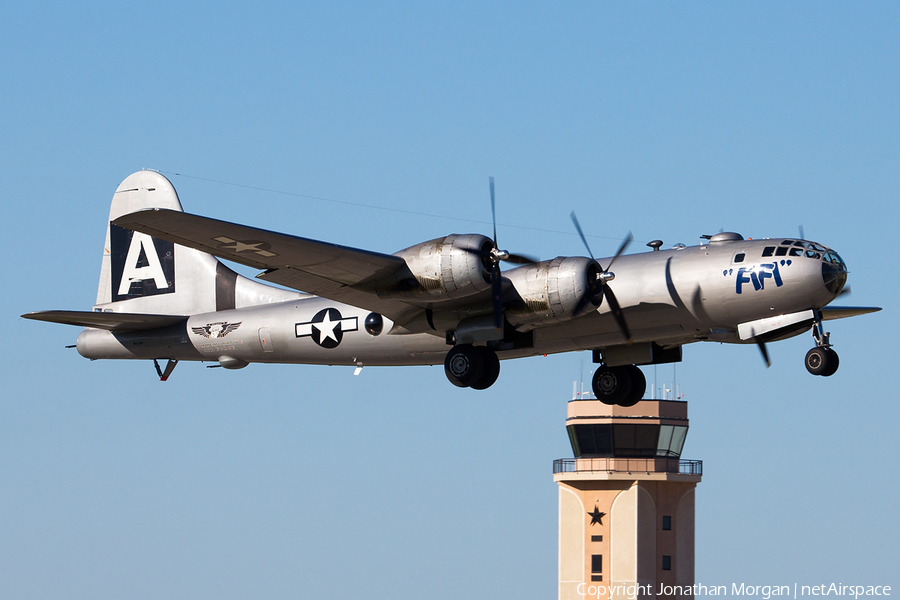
{"left": 95, "top": 170, "right": 302, "bottom": 316}
{"left": 95, "top": 171, "right": 193, "bottom": 312}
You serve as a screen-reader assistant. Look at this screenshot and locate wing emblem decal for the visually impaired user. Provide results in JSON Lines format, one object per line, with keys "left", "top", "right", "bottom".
{"left": 213, "top": 236, "right": 278, "bottom": 257}
{"left": 295, "top": 308, "right": 358, "bottom": 349}
{"left": 192, "top": 321, "right": 242, "bottom": 338}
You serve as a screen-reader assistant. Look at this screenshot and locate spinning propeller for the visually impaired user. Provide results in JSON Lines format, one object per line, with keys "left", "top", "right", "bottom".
{"left": 482, "top": 177, "right": 537, "bottom": 329}
{"left": 570, "top": 212, "right": 633, "bottom": 342}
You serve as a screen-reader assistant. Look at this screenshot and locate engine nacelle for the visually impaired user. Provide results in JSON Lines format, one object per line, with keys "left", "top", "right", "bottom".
{"left": 390, "top": 234, "right": 494, "bottom": 302}
{"left": 503, "top": 256, "right": 601, "bottom": 329}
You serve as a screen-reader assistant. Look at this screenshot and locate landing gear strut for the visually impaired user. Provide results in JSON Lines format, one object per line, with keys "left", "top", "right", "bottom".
{"left": 592, "top": 365, "right": 646, "bottom": 407}
{"left": 806, "top": 314, "right": 840, "bottom": 377}
{"left": 444, "top": 344, "right": 501, "bottom": 389}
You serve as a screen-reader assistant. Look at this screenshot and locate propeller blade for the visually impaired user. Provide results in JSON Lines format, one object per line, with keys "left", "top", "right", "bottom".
{"left": 572, "top": 292, "right": 593, "bottom": 318}
{"left": 751, "top": 327, "right": 771, "bottom": 367}
{"left": 603, "top": 232, "right": 633, "bottom": 272}
{"left": 489, "top": 176, "right": 498, "bottom": 247}
{"left": 504, "top": 253, "right": 538, "bottom": 265}
{"left": 570, "top": 212, "right": 595, "bottom": 261}
{"left": 799, "top": 225, "right": 805, "bottom": 240}
{"left": 603, "top": 286, "right": 632, "bottom": 343}
{"left": 491, "top": 263, "right": 503, "bottom": 330}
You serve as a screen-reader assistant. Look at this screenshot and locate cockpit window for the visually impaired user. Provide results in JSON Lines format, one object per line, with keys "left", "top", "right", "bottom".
{"left": 762, "top": 247, "right": 774, "bottom": 257}
{"left": 775, "top": 247, "right": 788, "bottom": 256}
{"left": 794, "top": 241, "right": 805, "bottom": 247}
{"left": 810, "top": 242, "right": 825, "bottom": 252}
{"left": 789, "top": 247, "right": 803, "bottom": 257}
{"left": 781, "top": 240, "right": 794, "bottom": 246}
{"left": 824, "top": 252, "right": 846, "bottom": 266}
{"left": 805, "top": 250, "right": 821, "bottom": 259}
{"left": 733, "top": 253, "right": 745, "bottom": 263}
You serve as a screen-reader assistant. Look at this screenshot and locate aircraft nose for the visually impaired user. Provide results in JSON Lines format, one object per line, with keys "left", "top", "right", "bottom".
{"left": 821, "top": 250, "right": 847, "bottom": 296}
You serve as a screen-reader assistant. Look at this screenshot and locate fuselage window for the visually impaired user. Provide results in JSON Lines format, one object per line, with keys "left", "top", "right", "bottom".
{"left": 762, "top": 247, "right": 775, "bottom": 257}
{"left": 775, "top": 247, "right": 789, "bottom": 256}
{"left": 733, "top": 253, "right": 745, "bottom": 263}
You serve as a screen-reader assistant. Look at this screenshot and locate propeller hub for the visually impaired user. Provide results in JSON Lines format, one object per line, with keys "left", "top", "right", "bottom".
{"left": 599, "top": 271, "right": 615, "bottom": 284}
{"left": 492, "top": 248, "right": 510, "bottom": 262}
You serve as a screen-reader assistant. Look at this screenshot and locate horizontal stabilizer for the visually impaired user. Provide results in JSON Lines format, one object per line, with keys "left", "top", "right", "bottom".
{"left": 819, "top": 306, "right": 882, "bottom": 321}
{"left": 21, "top": 310, "right": 187, "bottom": 332}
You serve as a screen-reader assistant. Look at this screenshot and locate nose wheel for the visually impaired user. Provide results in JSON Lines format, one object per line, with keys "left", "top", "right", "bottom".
{"left": 805, "top": 313, "right": 840, "bottom": 377}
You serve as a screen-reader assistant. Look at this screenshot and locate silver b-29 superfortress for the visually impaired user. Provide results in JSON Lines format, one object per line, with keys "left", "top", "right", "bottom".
{"left": 24, "top": 171, "right": 880, "bottom": 405}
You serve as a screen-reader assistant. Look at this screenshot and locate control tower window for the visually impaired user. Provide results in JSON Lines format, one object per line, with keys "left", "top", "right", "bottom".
{"left": 657, "top": 425, "right": 688, "bottom": 457}
{"left": 592, "top": 555, "right": 603, "bottom": 574}
{"left": 669, "top": 426, "right": 688, "bottom": 456}
{"left": 613, "top": 424, "right": 659, "bottom": 457}
{"left": 662, "top": 515, "right": 672, "bottom": 530}
{"left": 569, "top": 423, "right": 688, "bottom": 458}
{"left": 662, "top": 555, "right": 672, "bottom": 571}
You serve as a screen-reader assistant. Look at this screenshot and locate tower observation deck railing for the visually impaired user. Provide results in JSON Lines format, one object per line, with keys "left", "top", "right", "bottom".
{"left": 553, "top": 457, "right": 702, "bottom": 476}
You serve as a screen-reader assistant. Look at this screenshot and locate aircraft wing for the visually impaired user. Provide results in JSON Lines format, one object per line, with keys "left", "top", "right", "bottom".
{"left": 112, "top": 208, "right": 425, "bottom": 323}
{"left": 820, "top": 306, "right": 882, "bottom": 321}
{"left": 22, "top": 310, "right": 187, "bottom": 332}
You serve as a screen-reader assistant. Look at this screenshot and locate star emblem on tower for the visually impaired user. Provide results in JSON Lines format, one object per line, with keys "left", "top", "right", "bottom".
{"left": 587, "top": 505, "right": 606, "bottom": 526}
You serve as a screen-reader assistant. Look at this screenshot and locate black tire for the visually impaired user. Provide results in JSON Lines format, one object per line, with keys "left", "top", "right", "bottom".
{"left": 470, "top": 347, "right": 501, "bottom": 390}
{"left": 592, "top": 366, "right": 632, "bottom": 406}
{"left": 444, "top": 344, "right": 484, "bottom": 387}
{"left": 805, "top": 347, "right": 829, "bottom": 376}
{"left": 821, "top": 348, "right": 840, "bottom": 377}
{"left": 618, "top": 366, "right": 646, "bottom": 407}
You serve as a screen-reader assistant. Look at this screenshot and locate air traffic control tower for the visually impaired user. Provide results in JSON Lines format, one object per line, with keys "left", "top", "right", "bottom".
{"left": 553, "top": 400, "right": 702, "bottom": 600}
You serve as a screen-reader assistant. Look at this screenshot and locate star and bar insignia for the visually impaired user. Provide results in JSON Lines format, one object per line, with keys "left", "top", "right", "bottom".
{"left": 295, "top": 308, "right": 358, "bottom": 349}
{"left": 213, "top": 236, "right": 278, "bottom": 257}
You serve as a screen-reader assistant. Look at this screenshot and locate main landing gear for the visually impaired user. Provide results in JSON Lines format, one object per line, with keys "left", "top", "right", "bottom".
{"left": 805, "top": 316, "right": 840, "bottom": 377}
{"left": 444, "top": 344, "right": 501, "bottom": 390}
{"left": 592, "top": 365, "right": 646, "bottom": 407}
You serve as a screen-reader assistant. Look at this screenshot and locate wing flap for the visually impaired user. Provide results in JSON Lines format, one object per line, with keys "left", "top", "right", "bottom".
{"left": 819, "top": 306, "right": 882, "bottom": 321}
{"left": 256, "top": 267, "right": 425, "bottom": 324}
{"left": 22, "top": 310, "right": 187, "bottom": 332}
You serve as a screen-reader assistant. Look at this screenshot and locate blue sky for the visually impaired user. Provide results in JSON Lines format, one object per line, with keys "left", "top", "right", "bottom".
{"left": 2, "top": 2, "right": 898, "bottom": 598}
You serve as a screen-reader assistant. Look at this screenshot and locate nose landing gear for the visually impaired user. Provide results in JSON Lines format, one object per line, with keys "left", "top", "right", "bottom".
{"left": 805, "top": 314, "right": 840, "bottom": 376}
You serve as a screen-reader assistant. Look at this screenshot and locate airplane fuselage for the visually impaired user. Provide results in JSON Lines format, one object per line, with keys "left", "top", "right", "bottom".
{"left": 75, "top": 235, "right": 846, "bottom": 368}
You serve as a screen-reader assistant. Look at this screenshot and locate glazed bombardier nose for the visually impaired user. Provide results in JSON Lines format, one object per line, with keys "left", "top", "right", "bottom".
{"left": 821, "top": 250, "right": 847, "bottom": 295}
